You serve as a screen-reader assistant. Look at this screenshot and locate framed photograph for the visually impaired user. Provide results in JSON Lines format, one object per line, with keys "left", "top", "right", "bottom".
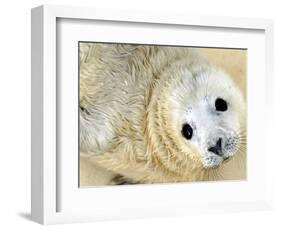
{"left": 31, "top": 5, "right": 274, "bottom": 224}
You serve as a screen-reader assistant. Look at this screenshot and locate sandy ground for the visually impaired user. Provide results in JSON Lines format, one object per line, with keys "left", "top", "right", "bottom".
{"left": 80, "top": 47, "right": 247, "bottom": 186}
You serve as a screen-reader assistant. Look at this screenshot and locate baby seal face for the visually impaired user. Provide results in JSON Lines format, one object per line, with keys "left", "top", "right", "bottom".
{"left": 168, "top": 64, "right": 245, "bottom": 168}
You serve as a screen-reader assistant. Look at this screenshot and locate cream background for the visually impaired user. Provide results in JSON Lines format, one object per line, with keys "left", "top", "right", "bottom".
{"left": 80, "top": 47, "right": 247, "bottom": 186}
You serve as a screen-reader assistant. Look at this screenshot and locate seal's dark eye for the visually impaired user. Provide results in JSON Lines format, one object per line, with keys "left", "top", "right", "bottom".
{"left": 182, "top": 123, "right": 193, "bottom": 140}
{"left": 215, "top": 98, "right": 228, "bottom": 112}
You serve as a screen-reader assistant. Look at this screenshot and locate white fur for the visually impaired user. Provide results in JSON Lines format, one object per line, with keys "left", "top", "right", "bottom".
{"left": 170, "top": 67, "right": 244, "bottom": 167}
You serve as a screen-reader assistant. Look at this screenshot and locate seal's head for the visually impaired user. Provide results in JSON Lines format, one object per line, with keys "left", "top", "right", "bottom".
{"left": 148, "top": 61, "right": 246, "bottom": 174}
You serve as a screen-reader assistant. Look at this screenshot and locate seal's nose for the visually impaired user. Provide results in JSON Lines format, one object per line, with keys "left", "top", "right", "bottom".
{"left": 208, "top": 138, "right": 223, "bottom": 156}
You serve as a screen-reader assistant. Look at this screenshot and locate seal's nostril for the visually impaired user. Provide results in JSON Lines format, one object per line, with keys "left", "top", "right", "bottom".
{"left": 208, "top": 138, "right": 223, "bottom": 156}
{"left": 208, "top": 146, "right": 219, "bottom": 155}
{"left": 217, "top": 138, "right": 222, "bottom": 149}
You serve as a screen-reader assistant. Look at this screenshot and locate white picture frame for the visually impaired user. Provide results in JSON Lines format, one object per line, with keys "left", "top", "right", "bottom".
{"left": 31, "top": 5, "right": 275, "bottom": 225}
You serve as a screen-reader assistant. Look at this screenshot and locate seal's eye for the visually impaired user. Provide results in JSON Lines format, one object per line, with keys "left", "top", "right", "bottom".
{"left": 215, "top": 98, "right": 228, "bottom": 112}
{"left": 182, "top": 123, "right": 193, "bottom": 140}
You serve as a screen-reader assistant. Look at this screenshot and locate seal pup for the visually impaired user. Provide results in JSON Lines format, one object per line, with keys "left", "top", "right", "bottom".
{"left": 79, "top": 43, "right": 246, "bottom": 185}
